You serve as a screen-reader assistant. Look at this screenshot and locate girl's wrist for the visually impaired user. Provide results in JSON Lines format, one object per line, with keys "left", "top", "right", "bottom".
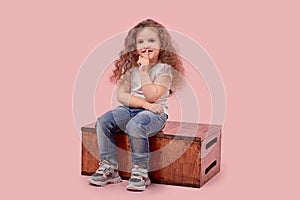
{"left": 142, "top": 102, "right": 150, "bottom": 110}
{"left": 139, "top": 65, "right": 149, "bottom": 72}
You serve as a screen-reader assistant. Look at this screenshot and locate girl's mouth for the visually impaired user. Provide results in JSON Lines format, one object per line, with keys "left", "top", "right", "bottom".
{"left": 141, "top": 49, "right": 153, "bottom": 53}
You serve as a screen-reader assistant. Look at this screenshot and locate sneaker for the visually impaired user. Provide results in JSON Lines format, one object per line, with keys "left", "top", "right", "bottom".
{"left": 126, "top": 165, "right": 151, "bottom": 191}
{"left": 88, "top": 160, "right": 122, "bottom": 186}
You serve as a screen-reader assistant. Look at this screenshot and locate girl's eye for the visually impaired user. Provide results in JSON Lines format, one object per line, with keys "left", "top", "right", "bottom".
{"left": 149, "top": 39, "right": 155, "bottom": 42}
{"left": 137, "top": 40, "right": 143, "bottom": 44}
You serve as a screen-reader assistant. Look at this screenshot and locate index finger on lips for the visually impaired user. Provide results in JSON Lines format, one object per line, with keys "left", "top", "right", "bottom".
{"left": 141, "top": 49, "right": 149, "bottom": 58}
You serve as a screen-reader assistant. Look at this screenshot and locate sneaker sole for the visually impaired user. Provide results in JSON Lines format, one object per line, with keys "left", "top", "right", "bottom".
{"left": 126, "top": 179, "right": 151, "bottom": 191}
{"left": 88, "top": 176, "right": 122, "bottom": 187}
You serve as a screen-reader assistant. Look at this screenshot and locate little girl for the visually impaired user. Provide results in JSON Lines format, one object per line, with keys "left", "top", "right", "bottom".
{"left": 88, "top": 19, "right": 184, "bottom": 191}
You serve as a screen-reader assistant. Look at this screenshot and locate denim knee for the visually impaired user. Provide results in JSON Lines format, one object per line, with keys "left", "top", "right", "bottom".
{"left": 125, "top": 119, "right": 147, "bottom": 138}
{"left": 96, "top": 114, "right": 114, "bottom": 131}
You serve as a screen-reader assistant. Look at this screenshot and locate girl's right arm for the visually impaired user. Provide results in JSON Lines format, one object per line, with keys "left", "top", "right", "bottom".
{"left": 116, "top": 75, "right": 163, "bottom": 114}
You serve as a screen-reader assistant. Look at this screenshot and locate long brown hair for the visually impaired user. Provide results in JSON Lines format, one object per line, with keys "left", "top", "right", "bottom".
{"left": 110, "top": 19, "right": 184, "bottom": 92}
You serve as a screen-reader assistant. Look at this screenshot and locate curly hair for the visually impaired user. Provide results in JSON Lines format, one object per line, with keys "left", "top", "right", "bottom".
{"left": 110, "top": 19, "right": 185, "bottom": 92}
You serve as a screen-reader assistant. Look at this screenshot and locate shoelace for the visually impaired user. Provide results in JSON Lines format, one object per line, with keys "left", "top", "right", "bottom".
{"left": 97, "top": 161, "right": 113, "bottom": 177}
{"left": 131, "top": 174, "right": 143, "bottom": 181}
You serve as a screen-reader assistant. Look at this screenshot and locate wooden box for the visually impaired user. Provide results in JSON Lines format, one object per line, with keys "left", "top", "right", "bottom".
{"left": 81, "top": 121, "right": 222, "bottom": 188}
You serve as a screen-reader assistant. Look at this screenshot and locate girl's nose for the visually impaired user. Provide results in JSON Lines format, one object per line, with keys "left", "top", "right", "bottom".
{"left": 143, "top": 43, "right": 150, "bottom": 49}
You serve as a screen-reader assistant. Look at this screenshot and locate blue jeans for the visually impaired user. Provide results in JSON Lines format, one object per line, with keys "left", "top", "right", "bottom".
{"left": 96, "top": 106, "right": 168, "bottom": 169}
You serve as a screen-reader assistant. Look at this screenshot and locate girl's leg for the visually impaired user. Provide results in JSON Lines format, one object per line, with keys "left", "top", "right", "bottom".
{"left": 96, "top": 106, "right": 133, "bottom": 164}
{"left": 89, "top": 106, "right": 134, "bottom": 186}
{"left": 125, "top": 111, "right": 168, "bottom": 169}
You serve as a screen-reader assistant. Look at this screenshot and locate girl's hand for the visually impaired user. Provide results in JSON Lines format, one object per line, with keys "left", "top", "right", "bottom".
{"left": 143, "top": 102, "right": 164, "bottom": 114}
{"left": 137, "top": 50, "right": 150, "bottom": 71}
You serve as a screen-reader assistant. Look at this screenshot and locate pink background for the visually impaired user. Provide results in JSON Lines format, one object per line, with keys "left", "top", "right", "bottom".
{"left": 1, "top": 0, "right": 299, "bottom": 199}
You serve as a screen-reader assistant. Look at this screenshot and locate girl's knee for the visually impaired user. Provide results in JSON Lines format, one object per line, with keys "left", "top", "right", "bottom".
{"left": 125, "top": 119, "right": 147, "bottom": 138}
{"left": 96, "top": 112, "right": 113, "bottom": 129}
{"left": 126, "top": 112, "right": 158, "bottom": 137}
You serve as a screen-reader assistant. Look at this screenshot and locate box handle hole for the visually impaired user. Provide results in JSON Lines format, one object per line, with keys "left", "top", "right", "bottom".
{"left": 206, "top": 137, "right": 217, "bottom": 150}
{"left": 205, "top": 160, "right": 217, "bottom": 174}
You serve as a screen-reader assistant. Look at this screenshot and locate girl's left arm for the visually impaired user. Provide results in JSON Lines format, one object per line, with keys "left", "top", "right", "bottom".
{"left": 139, "top": 71, "right": 171, "bottom": 103}
{"left": 116, "top": 73, "right": 149, "bottom": 109}
{"left": 116, "top": 76, "right": 164, "bottom": 113}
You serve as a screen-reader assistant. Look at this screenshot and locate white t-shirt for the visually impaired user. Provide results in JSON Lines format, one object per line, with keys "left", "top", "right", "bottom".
{"left": 126, "top": 63, "right": 173, "bottom": 114}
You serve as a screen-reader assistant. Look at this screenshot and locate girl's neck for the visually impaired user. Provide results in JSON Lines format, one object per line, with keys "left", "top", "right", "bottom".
{"left": 149, "top": 57, "right": 160, "bottom": 66}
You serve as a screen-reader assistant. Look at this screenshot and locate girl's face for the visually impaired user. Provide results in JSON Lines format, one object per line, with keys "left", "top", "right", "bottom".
{"left": 136, "top": 27, "right": 161, "bottom": 63}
